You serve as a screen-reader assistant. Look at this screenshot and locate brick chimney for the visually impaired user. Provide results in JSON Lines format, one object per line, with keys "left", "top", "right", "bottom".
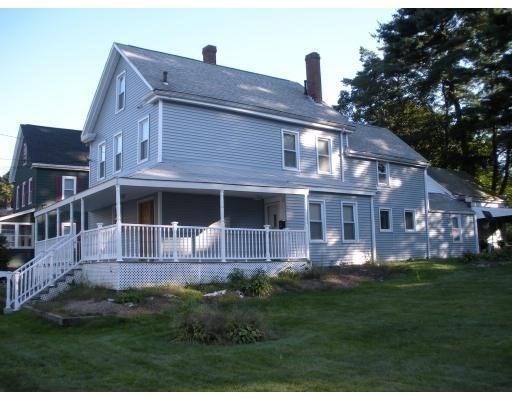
{"left": 305, "top": 52, "right": 322, "bottom": 103}
{"left": 202, "top": 45, "right": 217, "bottom": 65}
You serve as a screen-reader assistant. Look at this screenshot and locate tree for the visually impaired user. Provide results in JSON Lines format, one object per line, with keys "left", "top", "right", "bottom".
{"left": 0, "top": 173, "right": 12, "bottom": 209}
{"left": 337, "top": 8, "right": 512, "bottom": 201}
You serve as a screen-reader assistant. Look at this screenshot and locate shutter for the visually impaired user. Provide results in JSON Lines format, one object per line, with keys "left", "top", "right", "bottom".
{"left": 55, "top": 175, "right": 62, "bottom": 201}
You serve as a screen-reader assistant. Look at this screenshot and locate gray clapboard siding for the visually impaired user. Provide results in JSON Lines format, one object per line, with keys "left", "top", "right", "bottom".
{"left": 343, "top": 157, "right": 377, "bottom": 188}
{"left": 429, "top": 213, "right": 476, "bottom": 258}
{"left": 308, "top": 193, "right": 373, "bottom": 267}
{"left": 285, "top": 194, "right": 306, "bottom": 230}
{"left": 161, "top": 102, "right": 347, "bottom": 188}
{"left": 89, "top": 57, "right": 158, "bottom": 187}
{"left": 373, "top": 163, "right": 428, "bottom": 261}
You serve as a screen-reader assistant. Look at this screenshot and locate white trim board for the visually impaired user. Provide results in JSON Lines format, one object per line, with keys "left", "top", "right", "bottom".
{"left": 31, "top": 163, "right": 89, "bottom": 172}
{"left": 0, "top": 208, "right": 36, "bottom": 222}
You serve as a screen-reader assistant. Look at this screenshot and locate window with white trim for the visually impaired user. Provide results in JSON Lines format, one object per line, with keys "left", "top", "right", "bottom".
{"left": 21, "top": 181, "right": 26, "bottom": 207}
{"left": 404, "top": 209, "right": 416, "bottom": 232}
{"left": 15, "top": 186, "right": 20, "bottom": 210}
{"left": 98, "top": 142, "right": 106, "bottom": 179}
{"left": 138, "top": 116, "right": 150, "bottom": 162}
{"left": 309, "top": 201, "right": 325, "bottom": 241}
{"left": 342, "top": 202, "right": 358, "bottom": 242}
{"left": 28, "top": 178, "right": 32, "bottom": 205}
{"left": 317, "top": 137, "right": 332, "bottom": 174}
{"left": 62, "top": 176, "right": 77, "bottom": 199}
{"left": 379, "top": 208, "right": 393, "bottom": 232}
{"left": 116, "top": 71, "right": 126, "bottom": 113}
{"left": 282, "top": 130, "right": 299, "bottom": 170}
{"left": 451, "top": 215, "right": 462, "bottom": 242}
{"left": 61, "top": 222, "right": 76, "bottom": 236}
{"left": 114, "top": 132, "right": 123, "bottom": 172}
{"left": 377, "top": 161, "right": 389, "bottom": 186}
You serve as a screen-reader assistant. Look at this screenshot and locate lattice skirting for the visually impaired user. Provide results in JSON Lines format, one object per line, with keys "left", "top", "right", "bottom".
{"left": 81, "top": 261, "right": 309, "bottom": 290}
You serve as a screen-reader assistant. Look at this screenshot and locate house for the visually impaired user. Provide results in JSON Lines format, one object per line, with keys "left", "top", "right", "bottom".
{"left": 3, "top": 43, "right": 480, "bottom": 311}
{"left": 0, "top": 124, "right": 89, "bottom": 268}
{"left": 427, "top": 167, "right": 512, "bottom": 252}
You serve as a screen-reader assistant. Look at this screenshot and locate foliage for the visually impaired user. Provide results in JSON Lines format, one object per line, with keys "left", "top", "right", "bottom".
{"left": 179, "top": 305, "right": 267, "bottom": 345}
{"left": 227, "top": 268, "right": 273, "bottom": 297}
{"left": 0, "top": 173, "right": 12, "bottom": 209}
{"left": 115, "top": 290, "right": 143, "bottom": 304}
{"left": 337, "top": 9, "right": 512, "bottom": 202}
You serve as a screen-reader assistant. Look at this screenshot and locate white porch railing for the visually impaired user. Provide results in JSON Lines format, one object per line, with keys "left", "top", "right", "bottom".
{"left": 81, "top": 223, "right": 308, "bottom": 262}
{"left": 5, "top": 232, "right": 80, "bottom": 311}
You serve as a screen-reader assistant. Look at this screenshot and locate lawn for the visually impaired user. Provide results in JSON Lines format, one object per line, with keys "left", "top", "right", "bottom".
{"left": 0, "top": 260, "right": 511, "bottom": 391}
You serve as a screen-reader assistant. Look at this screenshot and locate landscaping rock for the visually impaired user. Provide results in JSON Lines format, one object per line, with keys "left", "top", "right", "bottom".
{"left": 203, "top": 289, "right": 227, "bottom": 297}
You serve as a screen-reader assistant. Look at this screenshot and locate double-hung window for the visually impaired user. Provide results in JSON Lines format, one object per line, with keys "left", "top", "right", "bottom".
{"left": 342, "top": 202, "right": 358, "bottom": 242}
{"left": 98, "top": 142, "right": 106, "bottom": 179}
{"left": 377, "top": 161, "right": 389, "bottom": 186}
{"left": 309, "top": 201, "right": 325, "bottom": 241}
{"left": 62, "top": 176, "right": 76, "bottom": 199}
{"left": 116, "top": 71, "right": 126, "bottom": 113}
{"left": 21, "top": 181, "right": 26, "bottom": 207}
{"left": 404, "top": 209, "right": 416, "bottom": 232}
{"left": 22, "top": 143, "right": 27, "bottom": 165}
{"left": 379, "top": 208, "right": 393, "bottom": 232}
{"left": 451, "top": 215, "right": 462, "bottom": 242}
{"left": 113, "top": 132, "right": 123, "bottom": 172}
{"left": 317, "top": 137, "right": 332, "bottom": 174}
{"left": 282, "top": 130, "right": 299, "bottom": 170}
{"left": 138, "top": 116, "right": 150, "bottom": 163}
{"left": 28, "top": 178, "right": 32, "bottom": 205}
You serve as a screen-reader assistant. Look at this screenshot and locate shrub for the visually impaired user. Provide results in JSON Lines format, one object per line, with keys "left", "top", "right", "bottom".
{"left": 227, "top": 268, "right": 246, "bottom": 290}
{"left": 462, "top": 251, "right": 477, "bottom": 263}
{"left": 115, "top": 290, "right": 143, "bottom": 304}
{"left": 244, "top": 269, "right": 273, "bottom": 297}
{"left": 179, "top": 305, "right": 268, "bottom": 345}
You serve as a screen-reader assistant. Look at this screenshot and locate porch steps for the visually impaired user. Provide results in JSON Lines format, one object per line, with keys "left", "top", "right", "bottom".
{"left": 27, "top": 268, "right": 83, "bottom": 305}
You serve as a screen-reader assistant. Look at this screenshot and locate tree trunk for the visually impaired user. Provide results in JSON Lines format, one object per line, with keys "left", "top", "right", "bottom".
{"left": 499, "top": 144, "right": 511, "bottom": 196}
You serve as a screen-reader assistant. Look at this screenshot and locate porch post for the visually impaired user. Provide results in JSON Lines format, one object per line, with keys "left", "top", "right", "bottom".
{"left": 14, "top": 223, "right": 19, "bottom": 249}
{"left": 56, "top": 207, "right": 60, "bottom": 237}
{"left": 264, "top": 225, "right": 271, "bottom": 262}
{"left": 220, "top": 189, "right": 226, "bottom": 262}
{"left": 44, "top": 213, "right": 49, "bottom": 241}
{"left": 70, "top": 201, "right": 74, "bottom": 235}
{"left": 80, "top": 198, "right": 85, "bottom": 233}
{"left": 115, "top": 184, "right": 123, "bottom": 261}
{"left": 304, "top": 192, "right": 310, "bottom": 260}
{"left": 34, "top": 216, "right": 38, "bottom": 244}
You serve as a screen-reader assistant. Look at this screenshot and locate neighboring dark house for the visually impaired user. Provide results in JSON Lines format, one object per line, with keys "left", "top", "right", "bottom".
{"left": 427, "top": 166, "right": 512, "bottom": 251}
{"left": 0, "top": 124, "right": 89, "bottom": 267}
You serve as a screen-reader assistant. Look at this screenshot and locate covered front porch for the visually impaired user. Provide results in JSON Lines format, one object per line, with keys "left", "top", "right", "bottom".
{"left": 33, "top": 178, "right": 310, "bottom": 264}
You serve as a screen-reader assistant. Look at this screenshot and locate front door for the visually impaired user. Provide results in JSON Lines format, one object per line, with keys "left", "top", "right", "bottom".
{"left": 266, "top": 202, "right": 280, "bottom": 229}
{"left": 138, "top": 199, "right": 155, "bottom": 257}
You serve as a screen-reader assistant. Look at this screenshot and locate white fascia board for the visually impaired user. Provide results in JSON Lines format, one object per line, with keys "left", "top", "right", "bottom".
{"left": 118, "top": 177, "right": 309, "bottom": 196}
{"left": 309, "top": 187, "right": 376, "bottom": 196}
{"left": 345, "top": 149, "right": 430, "bottom": 168}
{"left": 31, "top": 163, "right": 89, "bottom": 172}
{"left": 0, "top": 208, "right": 36, "bottom": 222}
{"left": 147, "top": 94, "right": 347, "bottom": 133}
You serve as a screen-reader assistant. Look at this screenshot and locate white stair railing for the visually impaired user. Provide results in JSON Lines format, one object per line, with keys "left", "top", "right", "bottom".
{"left": 4, "top": 232, "right": 81, "bottom": 311}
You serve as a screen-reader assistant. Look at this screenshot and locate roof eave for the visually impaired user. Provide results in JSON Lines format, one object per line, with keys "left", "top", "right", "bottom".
{"left": 345, "top": 149, "right": 430, "bottom": 167}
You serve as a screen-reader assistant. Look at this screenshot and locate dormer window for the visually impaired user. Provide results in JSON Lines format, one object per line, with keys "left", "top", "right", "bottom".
{"left": 116, "top": 71, "right": 126, "bottom": 113}
{"left": 377, "top": 161, "right": 389, "bottom": 186}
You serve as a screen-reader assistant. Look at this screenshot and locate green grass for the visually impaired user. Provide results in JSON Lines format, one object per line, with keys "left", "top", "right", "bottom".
{"left": 0, "top": 260, "right": 511, "bottom": 391}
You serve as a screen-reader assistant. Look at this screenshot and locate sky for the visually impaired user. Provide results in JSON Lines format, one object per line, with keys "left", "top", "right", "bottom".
{"left": 0, "top": 8, "right": 395, "bottom": 176}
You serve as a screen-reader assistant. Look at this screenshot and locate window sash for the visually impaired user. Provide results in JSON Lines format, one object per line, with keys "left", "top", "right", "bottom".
{"left": 309, "top": 202, "right": 324, "bottom": 241}
{"left": 16, "top": 186, "right": 20, "bottom": 209}
{"left": 317, "top": 138, "right": 331, "bottom": 174}
{"left": 451, "top": 215, "right": 462, "bottom": 242}
{"left": 62, "top": 177, "right": 76, "bottom": 199}
{"left": 377, "top": 162, "right": 388, "bottom": 185}
{"left": 28, "top": 178, "right": 32, "bottom": 204}
{"left": 139, "top": 118, "right": 149, "bottom": 162}
{"left": 116, "top": 72, "right": 126, "bottom": 112}
{"left": 282, "top": 131, "right": 299, "bottom": 169}
{"left": 380, "top": 209, "right": 392, "bottom": 231}
{"left": 342, "top": 203, "right": 357, "bottom": 241}
{"left": 114, "top": 133, "right": 122, "bottom": 172}
{"left": 98, "top": 143, "right": 106, "bottom": 179}
{"left": 404, "top": 210, "right": 415, "bottom": 231}
{"left": 21, "top": 182, "right": 26, "bottom": 207}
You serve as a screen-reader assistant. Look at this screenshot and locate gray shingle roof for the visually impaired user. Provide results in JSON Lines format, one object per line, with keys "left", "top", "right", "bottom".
{"left": 428, "top": 193, "right": 474, "bottom": 214}
{"left": 347, "top": 124, "right": 429, "bottom": 164}
{"left": 427, "top": 167, "right": 502, "bottom": 202}
{"left": 115, "top": 43, "right": 350, "bottom": 128}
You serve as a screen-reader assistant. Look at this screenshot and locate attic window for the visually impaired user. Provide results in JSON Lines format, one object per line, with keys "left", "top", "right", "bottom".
{"left": 377, "top": 161, "right": 389, "bottom": 186}
{"left": 116, "top": 71, "right": 126, "bottom": 113}
{"left": 22, "top": 143, "right": 27, "bottom": 165}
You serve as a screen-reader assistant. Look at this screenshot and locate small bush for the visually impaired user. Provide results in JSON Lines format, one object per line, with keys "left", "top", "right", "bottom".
{"left": 115, "top": 291, "right": 143, "bottom": 304}
{"left": 179, "top": 305, "right": 268, "bottom": 345}
{"left": 227, "top": 268, "right": 246, "bottom": 290}
{"left": 462, "top": 251, "right": 477, "bottom": 263}
{"left": 244, "top": 269, "right": 273, "bottom": 297}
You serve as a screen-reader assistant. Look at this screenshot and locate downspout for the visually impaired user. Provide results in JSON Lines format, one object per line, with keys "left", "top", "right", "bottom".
{"left": 423, "top": 168, "right": 431, "bottom": 259}
{"left": 370, "top": 195, "right": 377, "bottom": 263}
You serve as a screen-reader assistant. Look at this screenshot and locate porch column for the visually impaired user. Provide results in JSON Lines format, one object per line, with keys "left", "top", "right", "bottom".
{"left": 80, "top": 198, "right": 85, "bottom": 233}
{"left": 34, "top": 216, "right": 38, "bottom": 244}
{"left": 14, "top": 223, "right": 19, "bottom": 249}
{"left": 70, "top": 201, "right": 74, "bottom": 234}
{"left": 220, "top": 189, "right": 226, "bottom": 262}
{"left": 304, "top": 193, "right": 310, "bottom": 261}
{"left": 115, "top": 184, "right": 123, "bottom": 261}
{"left": 44, "top": 213, "right": 49, "bottom": 241}
{"left": 56, "top": 207, "right": 60, "bottom": 237}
